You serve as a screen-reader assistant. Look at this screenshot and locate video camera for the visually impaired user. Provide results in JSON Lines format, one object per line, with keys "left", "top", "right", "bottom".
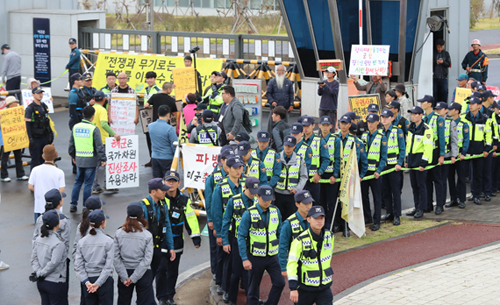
{"left": 189, "top": 46, "right": 200, "bottom": 53}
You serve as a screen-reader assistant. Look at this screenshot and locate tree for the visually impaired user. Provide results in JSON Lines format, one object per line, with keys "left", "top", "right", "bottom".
{"left": 470, "top": 0, "right": 485, "bottom": 29}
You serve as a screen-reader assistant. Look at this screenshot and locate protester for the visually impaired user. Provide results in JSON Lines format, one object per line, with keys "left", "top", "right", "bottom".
{"left": 318, "top": 67, "right": 339, "bottom": 130}
{"left": 461, "top": 39, "right": 488, "bottom": 84}
{"left": 433, "top": 39, "right": 452, "bottom": 103}
{"left": 220, "top": 85, "right": 246, "bottom": 145}
{"left": 100, "top": 72, "right": 117, "bottom": 99}
{"left": 394, "top": 83, "right": 412, "bottom": 119}
{"left": 1, "top": 44, "right": 21, "bottom": 97}
{"left": 178, "top": 93, "right": 197, "bottom": 136}
{"left": 266, "top": 65, "right": 294, "bottom": 132}
{"left": 145, "top": 82, "right": 178, "bottom": 124}
{"left": 184, "top": 55, "right": 203, "bottom": 99}
{"left": 111, "top": 72, "right": 139, "bottom": 125}
{"left": 148, "top": 105, "right": 178, "bottom": 178}
{"left": 352, "top": 74, "right": 387, "bottom": 108}
{"left": 450, "top": 73, "right": 469, "bottom": 104}
{"left": 271, "top": 106, "right": 291, "bottom": 152}
{"left": 66, "top": 38, "right": 81, "bottom": 87}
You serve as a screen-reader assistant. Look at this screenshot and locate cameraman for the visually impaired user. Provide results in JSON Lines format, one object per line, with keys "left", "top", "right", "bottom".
{"left": 187, "top": 103, "right": 206, "bottom": 134}
{"left": 184, "top": 54, "right": 203, "bottom": 101}
{"left": 189, "top": 109, "right": 222, "bottom": 146}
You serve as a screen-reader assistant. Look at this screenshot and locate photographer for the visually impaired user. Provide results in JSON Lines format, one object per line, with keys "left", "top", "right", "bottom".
{"left": 184, "top": 53, "right": 203, "bottom": 100}
{"left": 318, "top": 67, "right": 339, "bottom": 131}
{"left": 187, "top": 103, "right": 206, "bottom": 134}
{"left": 190, "top": 109, "right": 222, "bottom": 146}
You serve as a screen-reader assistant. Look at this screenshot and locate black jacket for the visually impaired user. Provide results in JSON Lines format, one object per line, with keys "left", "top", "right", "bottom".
{"left": 433, "top": 49, "right": 451, "bottom": 79}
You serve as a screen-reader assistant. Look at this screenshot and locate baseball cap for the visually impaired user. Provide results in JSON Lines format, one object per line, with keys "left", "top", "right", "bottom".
{"left": 42, "top": 210, "right": 65, "bottom": 228}
{"left": 478, "top": 85, "right": 487, "bottom": 92}
{"left": 448, "top": 103, "right": 462, "bottom": 111}
{"left": 408, "top": 106, "right": 424, "bottom": 114}
{"left": 148, "top": 178, "right": 170, "bottom": 192}
{"left": 417, "top": 95, "right": 435, "bottom": 105}
{"left": 220, "top": 71, "right": 228, "bottom": 79}
{"left": 69, "top": 38, "right": 77, "bottom": 44}
{"left": 237, "top": 141, "right": 251, "bottom": 156}
{"left": 195, "top": 103, "right": 207, "bottom": 111}
{"left": 127, "top": 202, "right": 144, "bottom": 219}
{"left": 294, "top": 190, "right": 314, "bottom": 204}
{"left": 257, "top": 185, "right": 274, "bottom": 201}
{"left": 32, "top": 86, "right": 44, "bottom": 94}
{"left": 326, "top": 67, "right": 336, "bottom": 73}
{"left": 467, "top": 91, "right": 483, "bottom": 100}
{"left": 88, "top": 209, "right": 105, "bottom": 225}
{"left": 366, "top": 113, "right": 380, "bottom": 122}
{"left": 307, "top": 206, "right": 325, "bottom": 218}
{"left": 457, "top": 74, "right": 468, "bottom": 81}
{"left": 1, "top": 44, "right": 10, "bottom": 50}
{"left": 245, "top": 177, "right": 260, "bottom": 195}
{"left": 492, "top": 101, "right": 500, "bottom": 109}
{"left": 471, "top": 81, "right": 480, "bottom": 89}
{"left": 345, "top": 111, "right": 361, "bottom": 120}
{"left": 164, "top": 170, "right": 180, "bottom": 182}
{"left": 469, "top": 97, "right": 482, "bottom": 104}
{"left": 367, "top": 104, "right": 379, "bottom": 113}
{"left": 226, "top": 155, "right": 243, "bottom": 168}
{"left": 235, "top": 132, "right": 250, "bottom": 142}
{"left": 339, "top": 115, "right": 352, "bottom": 123}
{"left": 257, "top": 131, "right": 270, "bottom": 142}
{"left": 387, "top": 100, "right": 401, "bottom": 110}
{"left": 202, "top": 109, "right": 214, "bottom": 122}
{"left": 482, "top": 90, "right": 497, "bottom": 99}
{"left": 44, "top": 189, "right": 66, "bottom": 208}
{"left": 85, "top": 196, "right": 106, "bottom": 211}
{"left": 82, "top": 72, "right": 92, "bottom": 81}
{"left": 301, "top": 115, "right": 314, "bottom": 126}
{"left": 70, "top": 73, "right": 82, "bottom": 82}
{"left": 284, "top": 135, "right": 297, "bottom": 147}
{"left": 435, "top": 102, "right": 448, "bottom": 110}
{"left": 94, "top": 90, "right": 106, "bottom": 101}
{"left": 381, "top": 109, "right": 394, "bottom": 117}
{"left": 220, "top": 145, "right": 235, "bottom": 159}
{"left": 320, "top": 116, "right": 333, "bottom": 125}
{"left": 290, "top": 123, "right": 303, "bottom": 134}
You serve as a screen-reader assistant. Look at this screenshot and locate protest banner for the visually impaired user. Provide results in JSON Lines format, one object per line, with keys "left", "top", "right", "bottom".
{"left": 454, "top": 87, "right": 472, "bottom": 105}
{"left": 139, "top": 108, "right": 153, "bottom": 133}
{"left": 21, "top": 88, "right": 54, "bottom": 113}
{"left": 349, "top": 45, "right": 390, "bottom": 76}
{"left": 110, "top": 93, "right": 136, "bottom": 135}
{"left": 106, "top": 135, "right": 139, "bottom": 189}
{"left": 92, "top": 52, "right": 223, "bottom": 96}
{"left": 0, "top": 106, "right": 29, "bottom": 152}
{"left": 173, "top": 67, "right": 196, "bottom": 100}
{"left": 487, "top": 86, "right": 500, "bottom": 97}
{"left": 181, "top": 144, "right": 221, "bottom": 190}
{"left": 348, "top": 94, "right": 381, "bottom": 118}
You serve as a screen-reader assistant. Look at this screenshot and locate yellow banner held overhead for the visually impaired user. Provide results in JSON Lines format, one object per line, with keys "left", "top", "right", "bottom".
{"left": 454, "top": 87, "right": 472, "bottom": 105}
{"left": 173, "top": 67, "right": 196, "bottom": 100}
{"left": 0, "top": 106, "right": 29, "bottom": 152}
{"left": 93, "top": 53, "right": 223, "bottom": 98}
{"left": 348, "top": 94, "right": 381, "bottom": 118}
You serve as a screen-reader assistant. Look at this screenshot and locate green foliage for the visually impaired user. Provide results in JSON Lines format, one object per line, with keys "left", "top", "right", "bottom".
{"left": 470, "top": 0, "right": 485, "bottom": 29}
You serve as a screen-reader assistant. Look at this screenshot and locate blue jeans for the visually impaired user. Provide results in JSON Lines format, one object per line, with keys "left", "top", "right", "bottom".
{"left": 71, "top": 167, "right": 97, "bottom": 207}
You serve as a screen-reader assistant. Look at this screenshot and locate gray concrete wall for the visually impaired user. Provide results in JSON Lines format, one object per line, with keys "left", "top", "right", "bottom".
{"left": 9, "top": 9, "right": 106, "bottom": 97}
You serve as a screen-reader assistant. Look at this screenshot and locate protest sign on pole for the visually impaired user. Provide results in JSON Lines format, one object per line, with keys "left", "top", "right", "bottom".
{"left": 348, "top": 94, "right": 381, "bottom": 118}
{"left": 110, "top": 93, "right": 137, "bottom": 135}
{"left": 173, "top": 67, "right": 196, "bottom": 100}
{"left": 21, "top": 88, "right": 54, "bottom": 113}
{"left": 349, "top": 45, "right": 390, "bottom": 76}
{"left": 106, "top": 135, "right": 139, "bottom": 189}
{"left": 0, "top": 106, "right": 29, "bottom": 152}
{"left": 454, "top": 88, "right": 472, "bottom": 105}
{"left": 139, "top": 108, "right": 153, "bottom": 133}
{"left": 182, "top": 144, "right": 221, "bottom": 190}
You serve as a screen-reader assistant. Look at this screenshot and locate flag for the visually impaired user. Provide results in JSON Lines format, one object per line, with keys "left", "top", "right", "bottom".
{"left": 339, "top": 147, "right": 365, "bottom": 238}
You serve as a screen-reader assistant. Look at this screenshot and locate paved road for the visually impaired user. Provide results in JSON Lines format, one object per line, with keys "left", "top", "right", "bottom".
{"left": 469, "top": 29, "right": 500, "bottom": 46}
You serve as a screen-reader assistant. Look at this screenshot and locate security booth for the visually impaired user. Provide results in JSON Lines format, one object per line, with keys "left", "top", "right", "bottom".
{"left": 278, "top": 0, "right": 470, "bottom": 118}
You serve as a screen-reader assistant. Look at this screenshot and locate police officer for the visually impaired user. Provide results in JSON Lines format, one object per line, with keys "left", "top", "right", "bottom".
{"left": 237, "top": 141, "right": 268, "bottom": 185}
{"left": 163, "top": 170, "right": 201, "bottom": 305}
{"left": 490, "top": 101, "right": 500, "bottom": 194}
{"left": 203, "top": 71, "right": 227, "bottom": 120}
{"left": 461, "top": 39, "right": 489, "bottom": 84}
{"left": 189, "top": 109, "right": 222, "bottom": 145}
{"left": 221, "top": 177, "right": 260, "bottom": 305}
{"left": 405, "top": 106, "right": 434, "bottom": 219}
{"left": 386, "top": 100, "right": 410, "bottom": 137}
{"left": 479, "top": 90, "right": 497, "bottom": 200}
{"left": 141, "top": 178, "right": 176, "bottom": 304}
{"left": 301, "top": 116, "right": 330, "bottom": 204}
{"left": 274, "top": 135, "right": 309, "bottom": 220}
{"left": 238, "top": 185, "right": 285, "bottom": 305}
{"left": 445, "top": 103, "right": 469, "bottom": 209}
{"left": 419, "top": 95, "right": 446, "bottom": 215}
{"left": 114, "top": 202, "right": 155, "bottom": 305}
{"left": 279, "top": 190, "right": 312, "bottom": 277}
{"left": 25, "top": 86, "right": 54, "bottom": 170}
{"left": 361, "top": 113, "right": 387, "bottom": 231}
{"left": 380, "top": 110, "right": 406, "bottom": 225}
{"left": 287, "top": 206, "right": 334, "bottom": 305}
{"left": 81, "top": 72, "right": 97, "bottom": 107}
{"left": 318, "top": 116, "right": 341, "bottom": 229}
{"left": 357, "top": 104, "right": 381, "bottom": 137}
{"left": 68, "top": 73, "right": 86, "bottom": 130}
{"left": 187, "top": 103, "right": 206, "bottom": 134}
{"left": 463, "top": 97, "right": 493, "bottom": 205}
{"left": 74, "top": 209, "right": 114, "bottom": 305}
{"left": 290, "top": 123, "right": 313, "bottom": 172}
{"left": 30, "top": 210, "right": 68, "bottom": 305}
{"left": 66, "top": 38, "right": 81, "bottom": 87}
{"left": 251, "top": 130, "right": 282, "bottom": 188}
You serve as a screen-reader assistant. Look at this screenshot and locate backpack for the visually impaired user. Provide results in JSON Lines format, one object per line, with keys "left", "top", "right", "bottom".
{"left": 242, "top": 108, "right": 252, "bottom": 133}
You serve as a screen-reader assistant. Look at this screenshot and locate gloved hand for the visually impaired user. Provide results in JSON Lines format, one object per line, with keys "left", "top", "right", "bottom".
{"left": 29, "top": 272, "right": 38, "bottom": 282}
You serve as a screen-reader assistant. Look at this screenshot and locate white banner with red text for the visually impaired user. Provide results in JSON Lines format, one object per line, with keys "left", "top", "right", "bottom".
{"left": 181, "top": 143, "right": 221, "bottom": 190}
{"left": 106, "top": 135, "right": 139, "bottom": 189}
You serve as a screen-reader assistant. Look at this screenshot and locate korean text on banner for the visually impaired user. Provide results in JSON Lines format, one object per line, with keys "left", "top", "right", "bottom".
{"left": 0, "top": 106, "right": 29, "bottom": 152}
{"left": 348, "top": 94, "right": 381, "bottom": 118}
{"left": 139, "top": 108, "right": 153, "bottom": 133}
{"left": 21, "top": 88, "right": 54, "bottom": 113}
{"left": 106, "top": 135, "right": 139, "bottom": 189}
{"left": 454, "top": 88, "right": 472, "bottom": 105}
{"left": 173, "top": 67, "right": 196, "bottom": 100}
{"left": 110, "top": 93, "right": 136, "bottom": 135}
{"left": 349, "top": 45, "right": 390, "bottom": 76}
{"left": 487, "top": 86, "right": 500, "bottom": 97}
{"left": 92, "top": 52, "right": 223, "bottom": 96}
{"left": 182, "top": 144, "right": 221, "bottom": 190}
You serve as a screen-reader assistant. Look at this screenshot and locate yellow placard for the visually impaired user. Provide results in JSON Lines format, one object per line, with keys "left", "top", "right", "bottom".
{"left": 454, "top": 88, "right": 472, "bottom": 105}
{"left": 173, "top": 67, "right": 196, "bottom": 100}
{"left": 0, "top": 106, "right": 29, "bottom": 152}
{"left": 348, "top": 94, "right": 381, "bottom": 118}
{"left": 93, "top": 53, "right": 223, "bottom": 99}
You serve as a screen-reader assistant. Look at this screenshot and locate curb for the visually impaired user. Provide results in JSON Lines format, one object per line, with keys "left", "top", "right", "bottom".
{"left": 208, "top": 279, "right": 227, "bottom": 305}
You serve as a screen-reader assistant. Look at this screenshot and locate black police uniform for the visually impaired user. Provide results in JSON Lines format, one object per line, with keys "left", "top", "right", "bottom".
{"left": 25, "top": 101, "right": 53, "bottom": 170}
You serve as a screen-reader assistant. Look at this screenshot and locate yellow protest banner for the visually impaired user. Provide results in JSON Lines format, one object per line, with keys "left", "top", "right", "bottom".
{"left": 454, "top": 87, "right": 472, "bottom": 105}
{"left": 93, "top": 53, "right": 223, "bottom": 99}
{"left": 0, "top": 106, "right": 29, "bottom": 152}
{"left": 348, "top": 94, "right": 381, "bottom": 118}
{"left": 173, "top": 67, "right": 196, "bottom": 100}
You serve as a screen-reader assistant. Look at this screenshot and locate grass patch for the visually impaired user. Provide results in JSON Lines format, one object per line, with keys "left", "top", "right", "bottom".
{"left": 471, "top": 17, "right": 500, "bottom": 31}
{"left": 484, "top": 47, "right": 500, "bottom": 54}
{"left": 333, "top": 218, "right": 445, "bottom": 253}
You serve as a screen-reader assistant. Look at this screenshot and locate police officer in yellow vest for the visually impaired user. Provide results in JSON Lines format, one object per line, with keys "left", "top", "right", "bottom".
{"left": 478, "top": 90, "right": 497, "bottom": 200}
{"left": 237, "top": 141, "right": 268, "bottom": 186}
{"left": 356, "top": 103, "right": 382, "bottom": 137}
{"left": 290, "top": 123, "right": 313, "bottom": 172}
{"left": 287, "top": 205, "right": 334, "bottom": 305}
{"left": 301, "top": 116, "right": 330, "bottom": 203}
{"left": 203, "top": 71, "right": 227, "bottom": 120}
{"left": 279, "top": 190, "right": 313, "bottom": 278}
{"left": 189, "top": 110, "right": 222, "bottom": 146}
{"left": 238, "top": 185, "right": 285, "bottom": 305}
{"left": 405, "top": 106, "right": 434, "bottom": 219}
{"left": 361, "top": 113, "right": 388, "bottom": 231}
{"left": 68, "top": 106, "right": 107, "bottom": 213}
{"left": 490, "top": 101, "right": 500, "bottom": 193}
{"left": 221, "top": 177, "right": 260, "bottom": 305}
{"left": 251, "top": 131, "right": 282, "bottom": 187}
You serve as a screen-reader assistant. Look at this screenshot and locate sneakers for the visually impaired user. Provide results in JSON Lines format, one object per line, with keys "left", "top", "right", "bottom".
{"left": 1, "top": 178, "right": 11, "bottom": 182}
{"left": 17, "top": 176, "right": 29, "bottom": 181}
{"left": 70, "top": 205, "right": 77, "bottom": 213}
{"left": 104, "top": 188, "right": 119, "bottom": 193}
{"left": 0, "top": 261, "right": 10, "bottom": 270}
{"left": 92, "top": 187, "right": 104, "bottom": 194}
